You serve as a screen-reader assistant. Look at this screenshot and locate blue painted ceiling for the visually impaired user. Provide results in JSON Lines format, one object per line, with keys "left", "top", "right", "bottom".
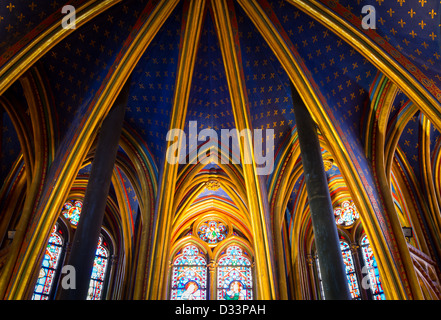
{"left": 127, "top": 1, "right": 183, "bottom": 165}
{"left": 0, "top": 0, "right": 68, "bottom": 56}
{"left": 41, "top": 0, "right": 149, "bottom": 143}
{"left": 336, "top": 0, "right": 441, "bottom": 90}
{"left": 1, "top": 102, "right": 19, "bottom": 182}
{"left": 1, "top": 0, "right": 441, "bottom": 213}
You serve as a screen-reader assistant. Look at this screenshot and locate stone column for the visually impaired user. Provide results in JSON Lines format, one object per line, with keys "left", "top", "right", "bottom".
{"left": 290, "top": 83, "right": 350, "bottom": 300}
{"left": 58, "top": 79, "right": 130, "bottom": 299}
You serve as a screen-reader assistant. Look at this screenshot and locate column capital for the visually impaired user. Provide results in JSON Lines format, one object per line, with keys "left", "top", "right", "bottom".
{"left": 208, "top": 260, "right": 218, "bottom": 272}
{"left": 349, "top": 242, "right": 360, "bottom": 254}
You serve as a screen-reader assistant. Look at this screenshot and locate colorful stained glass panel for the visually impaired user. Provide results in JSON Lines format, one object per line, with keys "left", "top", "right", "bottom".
{"left": 32, "top": 225, "right": 63, "bottom": 300}
{"left": 87, "top": 237, "right": 109, "bottom": 300}
{"left": 340, "top": 241, "right": 360, "bottom": 299}
{"left": 334, "top": 200, "right": 359, "bottom": 227}
{"left": 217, "top": 245, "right": 253, "bottom": 300}
{"left": 171, "top": 244, "right": 207, "bottom": 300}
{"left": 62, "top": 200, "right": 82, "bottom": 226}
{"left": 361, "top": 235, "right": 386, "bottom": 300}
{"left": 198, "top": 220, "right": 227, "bottom": 245}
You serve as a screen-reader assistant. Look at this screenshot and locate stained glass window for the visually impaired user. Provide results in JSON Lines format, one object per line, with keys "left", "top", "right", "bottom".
{"left": 197, "top": 220, "right": 227, "bottom": 245}
{"left": 217, "top": 245, "right": 253, "bottom": 300}
{"left": 62, "top": 200, "right": 83, "bottom": 226}
{"left": 170, "top": 244, "right": 207, "bottom": 300}
{"left": 361, "top": 235, "right": 386, "bottom": 300}
{"left": 87, "top": 236, "right": 109, "bottom": 300}
{"left": 334, "top": 200, "right": 359, "bottom": 227}
{"left": 32, "top": 225, "right": 63, "bottom": 300}
{"left": 341, "top": 241, "right": 360, "bottom": 300}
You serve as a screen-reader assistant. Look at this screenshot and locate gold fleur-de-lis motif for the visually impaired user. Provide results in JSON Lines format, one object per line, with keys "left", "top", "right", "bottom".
{"left": 6, "top": 2, "right": 15, "bottom": 12}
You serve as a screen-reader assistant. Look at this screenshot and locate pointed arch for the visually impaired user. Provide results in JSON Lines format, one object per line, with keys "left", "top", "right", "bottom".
{"left": 2, "top": 0, "right": 180, "bottom": 300}
{"left": 168, "top": 240, "right": 210, "bottom": 300}
{"left": 172, "top": 200, "right": 252, "bottom": 245}
{"left": 367, "top": 72, "right": 424, "bottom": 300}
{"left": 31, "top": 223, "right": 64, "bottom": 300}
{"left": 214, "top": 241, "right": 254, "bottom": 300}
{"left": 146, "top": 0, "right": 207, "bottom": 299}
{"left": 285, "top": 0, "right": 441, "bottom": 131}
{"left": 236, "top": 0, "right": 411, "bottom": 299}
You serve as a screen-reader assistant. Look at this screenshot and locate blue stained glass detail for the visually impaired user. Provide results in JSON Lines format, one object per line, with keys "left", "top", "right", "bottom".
{"left": 32, "top": 225, "right": 63, "bottom": 300}
{"left": 334, "top": 200, "right": 359, "bottom": 227}
{"left": 341, "top": 241, "right": 360, "bottom": 300}
{"left": 87, "top": 236, "right": 109, "bottom": 300}
{"left": 217, "top": 245, "right": 253, "bottom": 300}
{"left": 198, "top": 220, "right": 227, "bottom": 245}
{"left": 62, "top": 200, "right": 82, "bottom": 226}
{"left": 361, "top": 235, "right": 386, "bottom": 300}
{"left": 171, "top": 244, "right": 207, "bottom": 300}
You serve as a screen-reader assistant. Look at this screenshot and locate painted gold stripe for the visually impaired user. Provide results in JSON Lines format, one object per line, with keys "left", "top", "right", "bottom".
{"left": 237, "top": 0, "right": 407, "bottom": 299}
{"left": 3, "top": 0, "right": 179, "bottom": 299}
{"left": 371, "top": 79, "right": 424, "bottom": 300}
{"left": 385, "top": 104, "right": 418, "bottom": 183}
{"left": 420, "top": 116, "right": 441, "bottom": 256}
{"left": 211, "top": 0, "right": 276, "bottom": 299}
{"left": 146, "top": 0, "right": 206, "bottom": 299}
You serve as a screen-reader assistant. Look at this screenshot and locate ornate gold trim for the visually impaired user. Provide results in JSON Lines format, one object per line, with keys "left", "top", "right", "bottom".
{"left": 371, "top": 77, "right": 424, "bottom": 299}
{"left": 146, "top": 0, "right": 206, "bottom": 300}
{"left": 3, "top": 0, "right": 179, "bottom": 300}
{"left": 237, "top": 0, "right": 409, "bottom": 299}
{"left": 211, "top": 0, "right": 276, "bottom": 299}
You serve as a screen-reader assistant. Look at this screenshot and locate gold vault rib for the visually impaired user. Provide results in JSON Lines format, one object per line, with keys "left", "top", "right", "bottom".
{"left": 211, "top": 0, "right": 276, "bottom": 299}
{"left": 1, "top": 0, "right": 180, "bottom": 299}
{"left": 146, "top": 0, "right": 206, "bottom": 299}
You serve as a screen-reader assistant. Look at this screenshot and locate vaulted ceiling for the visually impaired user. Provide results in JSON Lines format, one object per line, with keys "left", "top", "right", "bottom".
{"left": 1, "top": 0, "right": 441, "bottom": 228}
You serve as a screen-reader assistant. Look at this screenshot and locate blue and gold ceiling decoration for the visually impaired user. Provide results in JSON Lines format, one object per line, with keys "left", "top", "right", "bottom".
{"left": 42, "top": 0, "right": 149, "bottom": 142}
{"left": 127, "top": 1, "right": 183, "bottom": 165}
{"left": 335, "top": 0, "right": 441, "bottom": 89}
{"left": 0, "top": 1, "right": 438, "bottom": 164}
{"left": 184, "top": 10, "right": 236, "bottom": 137}
{"left": 0, "top": 0, "right": 76, "bottom": 57}
{"left": 1, "top": 0, "right": 441, "bottom": 300}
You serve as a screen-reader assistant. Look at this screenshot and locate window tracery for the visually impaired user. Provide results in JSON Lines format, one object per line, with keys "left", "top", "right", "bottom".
{"left": 340, "top": 241, "right": 361, "bottom": 299}
{"left": 217, "top": 245, "right": 253, "bottom": 300}
{"left": 170, "top": 214, "right": 253, "bottom": 300}
{"left": 87, "top": 236, "right": 110, "bottom": 300}
{"left": 32, "top": 224, "right": 63, "bottom": 300}
{"left": 62, "top": 200, "right": 83, "bottom": 226}
{"left": 334, "top": 200, "right": 359, "bottom": 227}
{"left": 170, "top": 244, "right": 208, "bottom": 300}
{"left": 314, "top": 235, "right": 385, "bottom": 300}
{"left": 197, "top": 219, "right": 227, "bottom": 245}
{"left": 33, "top": 196, "right": 114, "bottom": 300}
{"left": 361, "top": 235, "right": 385, "bottom": 300}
